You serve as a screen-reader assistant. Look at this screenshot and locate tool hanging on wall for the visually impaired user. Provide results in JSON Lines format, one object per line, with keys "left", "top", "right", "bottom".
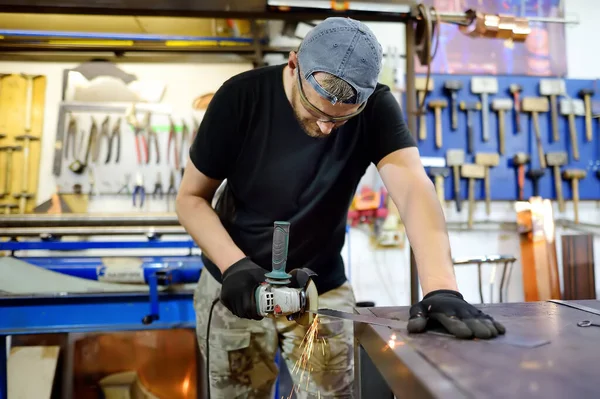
{"left": 471, "top": 77, "right": 498, "bottom": 142}
{"left": 546, "top": 152, "right": 567, "bottom": 213}
{"left": 460, "top": 101, "right": 481, "bottom": 154}
{"left": 14, "top": 74, "right": 43, "bottom": 214}
{"left": 427, "top": 166, "right": 449, "bottom": 209}
{"left": 167, "top": 117, "right": 180, "bottom": 170}
{"left": 475, "top": 153, "right": 499, "bottom": 216}
{"left": 539, "top": 79, "right": 565, "bottom": 143}
{"left": 559, "top": 98, "right": 585, "bottom": 161}
{"left": 443, "top": 80, "right": 462, "bottom": 131}
{"left": 461, "top": 164, "right": 485, "bottom": 229}
{"left": 0, "top": 145, "right": 21, "bottom": 198}
{"left": 69, "top": 119, "right": 96, "bottom": 175}
{"left": 509, "top": 84, "right": 522, "bottom": 133}
{"left": 180, "top": 119, "right": 190, "bottom": 168}
{"left": 64, "top": 114, "right": 78, "bottom": 160}
{"left": 105, "top": 117, "right": 121, "bottom": 164}
{"left": 578, "top": 88, "right": 594, "bottom": 142}
{"left": 146, "top": 114, "right": 160, "bottom": 165}
{"left": 512, "top": 153, "right": 529, "bottom": 201}
{"left": 562, "top": 169, "right": 586, "bottom": 224}
{"left": 428, "top": 99, "right": 447, "bottom": 148}
{"left": 415, "top": 77, "right": 434, "bottom": 141}
{"left": 92, "top": 116, "right": 110, "bottom": 163}
{"left": 526, "top": 169, "right": 545, "bottom": 198}
{"left": 446, "top": 149, "right": 464, "bottom": 212}
{"left": 522, "top": 97, "right": 549, "bottom": 168}
{"left": 491, "top": 98, "right": 513, "bottom": 155}
{"left": 132, "top": 172, "right": 146, "bottom": 208}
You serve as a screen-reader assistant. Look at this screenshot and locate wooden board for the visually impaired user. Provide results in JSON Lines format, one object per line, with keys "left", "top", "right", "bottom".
{"left": 356, "top": 301, "right": 600, "bottom": 398}
{"left": 0, "top": 73, "right": 46, "bottom": 213}
{"left": 562, "top": 234, "right": 596, "bottom": 300}
{"left": 8, "top": 346, "right": 59, "bottom": 399}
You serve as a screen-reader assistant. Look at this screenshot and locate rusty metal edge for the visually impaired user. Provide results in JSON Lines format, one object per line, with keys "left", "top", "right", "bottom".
{"left": 355, "top": 307, "right": 470, "bottom": 399}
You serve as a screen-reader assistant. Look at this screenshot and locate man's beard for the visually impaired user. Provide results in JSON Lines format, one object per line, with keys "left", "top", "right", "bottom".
{"left": 290, "top": 84, "right": 332, "bottom": 139}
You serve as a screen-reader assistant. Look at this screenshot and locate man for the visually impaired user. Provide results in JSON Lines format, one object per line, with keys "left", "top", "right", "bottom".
{"left": 177, "top": 17, "right": 505, "bottom": 399}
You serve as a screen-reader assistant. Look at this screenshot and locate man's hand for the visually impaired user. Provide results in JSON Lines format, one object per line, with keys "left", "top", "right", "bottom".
{"left": 407, "top": 290, "right": 506, "bottom": 339}
{"left": 220, "top": 257, "right": 266, "bottom": 320}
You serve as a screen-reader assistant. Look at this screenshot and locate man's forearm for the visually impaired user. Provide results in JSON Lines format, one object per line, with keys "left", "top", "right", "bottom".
{"left": 176, "top": 194, "right": 245, "bottom": 274}
{"left": 394, "top": 177, "right": 458, "bottom": 294}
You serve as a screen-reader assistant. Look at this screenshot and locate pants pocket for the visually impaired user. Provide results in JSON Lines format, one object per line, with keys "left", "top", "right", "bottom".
{"left": 206, "top": 328, "right": 278, "bottom": 397}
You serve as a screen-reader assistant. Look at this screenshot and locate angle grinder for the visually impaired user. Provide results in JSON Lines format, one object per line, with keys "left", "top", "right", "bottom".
{"left": 255, "top": 221, "right": 318, "bottom": 326}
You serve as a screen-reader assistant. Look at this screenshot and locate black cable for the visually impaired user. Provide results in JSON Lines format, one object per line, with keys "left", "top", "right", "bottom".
{"left": 206, "top": 297, "right": 220, "bottom": 399}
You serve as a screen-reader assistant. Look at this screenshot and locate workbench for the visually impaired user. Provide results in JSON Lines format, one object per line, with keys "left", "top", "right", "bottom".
{"left": 355, "top": 300, "right": 600, "bottom": 398}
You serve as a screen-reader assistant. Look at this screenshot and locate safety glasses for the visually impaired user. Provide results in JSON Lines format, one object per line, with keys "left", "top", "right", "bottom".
{"left": 296, "top": 65, "right": 366, "bottom": 124}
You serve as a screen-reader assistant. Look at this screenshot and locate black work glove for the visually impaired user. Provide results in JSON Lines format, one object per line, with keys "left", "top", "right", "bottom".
{"left": 220, "top": 257, "right": 266, "bottom": 320}
{"left": 407, "top": 289, "right": 506, "bottom": 339}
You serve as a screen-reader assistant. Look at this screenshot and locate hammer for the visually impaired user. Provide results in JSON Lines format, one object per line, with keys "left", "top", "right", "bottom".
{"left": 471, "top": 76, "right": 498, "bottom": 142}
{"left": 428, "top": 167, "right": 450, "bottom": 209}
{"left": 428, "top": 99, "right": 448, "bottom": 148}
{"left": 512, "top": 153, "right": 529, "bottom": 201}
{"left": 461, "top": 164, "right": 485, "bottom": 229}
{"left": 559, "top": 98, "right": 585, "bottom": 161}
{"left": 446, "top": 149, "right": 465, "bottom": 212}
{"left": 526, "top": 169, "right": 545, "bottom": 198}
{"left": 491, "top": 98, "right": 513, "bottom": 155}
{"left": 415, "top": 77, "right": 434, "bottom": 141}
{"left": 444, "top": 80, "right": 463, "bottom": 130}
{"left": 522, "top": 97, "right": 549, "bottom": 168}
{"left": 562, "top": 169, "right": 586, "bottom": 224}
{"left": 475, "top": 152, "right": 500, "bottom": 215}
{"left": 539, "top": 79, "right": 565, "bottom": 142}
{"left": 509, "top": 84, "right": 522, "bottom": 132}
{"left": 546, "top": 152, "right": 568, "bottom": 213}
{"left": 579, "top": 88, "right": 595, "bottom": 142}
{"left": 460, "top": 101, "right": 482, "bottom": 154}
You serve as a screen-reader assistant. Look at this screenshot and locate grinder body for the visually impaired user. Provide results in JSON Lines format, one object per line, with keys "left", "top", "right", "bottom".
{"left": 254, "top": 221, "right": 318, "bottom": 326}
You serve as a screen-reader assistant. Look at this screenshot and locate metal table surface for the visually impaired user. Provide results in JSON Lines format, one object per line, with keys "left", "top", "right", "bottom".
{"left": 355, "top": 300, "right": 600, "bottom": 399}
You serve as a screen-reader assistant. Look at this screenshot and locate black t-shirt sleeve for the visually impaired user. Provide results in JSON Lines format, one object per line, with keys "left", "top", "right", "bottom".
{"left": 189, "top": 81, "right": 245, "bottom": 180}
{"left": 366, "top": 86, "right": 416, "bottom": 165}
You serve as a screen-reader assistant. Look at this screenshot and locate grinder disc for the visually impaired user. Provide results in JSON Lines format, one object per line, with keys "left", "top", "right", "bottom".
{"left": 296, "top": 279, "right": 318, "bottom": 327}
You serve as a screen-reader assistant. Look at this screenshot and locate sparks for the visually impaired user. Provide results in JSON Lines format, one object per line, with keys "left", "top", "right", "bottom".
{"left": 286, "top": 315, "right": 327, "bottom": 398}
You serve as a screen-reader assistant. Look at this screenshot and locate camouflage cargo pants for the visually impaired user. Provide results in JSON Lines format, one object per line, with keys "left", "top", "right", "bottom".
{"left": 194, "top": 270, "right": 356, "bottom": 399}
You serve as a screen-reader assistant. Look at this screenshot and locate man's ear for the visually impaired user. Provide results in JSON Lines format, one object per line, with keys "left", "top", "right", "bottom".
{"left": 287, "top": 51, "right": 298, "bottom": 70}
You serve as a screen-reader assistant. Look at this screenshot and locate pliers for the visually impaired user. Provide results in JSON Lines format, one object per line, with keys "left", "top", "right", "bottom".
{"left": 167, "top": 117, "right": 180, "bottom": 170}
{"left": 92, "top": 116, "right": 110, "bottom": 163}
{"left": 180, "top": 119, "right": 190, "bottom": 168}
{"left": 132, "top": 172, "right": 146, "bottom": 207}
{"left": 64, "top": 114, "right": 77, "bottom": 160}
{"left": 127, "top": 105, "right": 149, "bottom": 165}
{"left": 167, "top": 169, "right": 178, "bottom": 196}
{"left": 153, "top": 172, "right": 164, "bottom": 199}
{"left": 105, "top": 117, "right": 121, "bottom": 164}
{"left": 117, "top": 173, "right": 131, "bottom": 195}
{"left": 146, "top": 113, "right": 160, "bottom": 164}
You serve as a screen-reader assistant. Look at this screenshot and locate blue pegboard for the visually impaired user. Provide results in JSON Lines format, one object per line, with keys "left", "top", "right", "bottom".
{"left": 411, "top": 74, "right": 600, "bottom": 201}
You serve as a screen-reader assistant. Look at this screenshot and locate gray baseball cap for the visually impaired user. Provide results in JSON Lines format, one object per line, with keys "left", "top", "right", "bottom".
{"left": 297, "top": 17, "right": 383, "bottom": 105}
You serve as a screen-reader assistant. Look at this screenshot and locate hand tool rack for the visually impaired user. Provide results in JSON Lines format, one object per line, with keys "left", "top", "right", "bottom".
{"left": 414, "top": 73, "right": 599, "bottom": 202}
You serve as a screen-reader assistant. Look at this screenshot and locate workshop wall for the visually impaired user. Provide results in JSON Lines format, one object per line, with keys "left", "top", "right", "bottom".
{"left": 2, "top": 1, "right": 598, "bottom": 308}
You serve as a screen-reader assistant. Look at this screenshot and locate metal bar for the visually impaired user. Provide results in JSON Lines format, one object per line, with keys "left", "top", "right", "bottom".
{"left": 0, "top": 240, "right": 197, "bottom": 251}
{"left": 0, "top": 291, "right": 195, "bottom": 335}
{"left": 548, "top": 300, "right": 600, "bottom": 317}
{"left": 0, "top": 226, "right": 188, "bottom": 237}
{"left": 0, "top": 212, "right": 180, "bottom": 228}
{"left": 405, "top": 17, "right": 420, "bottom": 305}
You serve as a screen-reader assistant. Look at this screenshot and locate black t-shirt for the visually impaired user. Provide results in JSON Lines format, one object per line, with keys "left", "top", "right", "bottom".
{"left": 189, "top": 64, "right": 415, "bottom": 294}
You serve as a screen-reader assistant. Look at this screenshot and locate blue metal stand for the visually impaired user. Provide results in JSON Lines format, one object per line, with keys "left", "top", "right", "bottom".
{"left": 0, "top": 336, "right": 6, "bottom": 399}
{"left": 0, "top": 290, "right": 196, "bottom": 399}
